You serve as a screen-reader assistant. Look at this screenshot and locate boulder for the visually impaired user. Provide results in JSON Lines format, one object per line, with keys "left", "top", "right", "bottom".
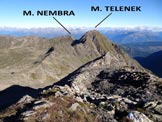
{"left": 70, "top": 103, "right": 80, "bottom": 111}
{"left": 33, "top": 100, "right": 53, "bottom": 110}
{"left": 127, "top": 111, "right": 153, "bottom": 122}
{"left": 18, "top": 95, "right": 34, "bottom": 104}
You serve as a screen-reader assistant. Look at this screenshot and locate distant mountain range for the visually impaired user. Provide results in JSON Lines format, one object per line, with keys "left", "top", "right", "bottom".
{"left": 123, "top": 41, "right": 162, "bottom": 57}
{"left": 1, "top": 27, "right": 162, "bottom": 58}
{"left": 108, "top": 31, "right": 162, "bottom": 44}
{"left": 1, "top": 27, "right": 162, "bottom": 41}
{"left": 0, "top": 27, "right": 90, "bottom": 38}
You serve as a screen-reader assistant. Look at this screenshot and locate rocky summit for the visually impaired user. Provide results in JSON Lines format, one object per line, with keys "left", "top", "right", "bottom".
{"left": 0, "top": 30, "right": 162, "bottom": 122}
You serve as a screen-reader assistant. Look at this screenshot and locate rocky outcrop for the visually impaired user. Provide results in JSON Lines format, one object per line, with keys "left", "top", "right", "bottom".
{"left": 49, "top": 41, "right": 161, "bottom": 121}
{"left": 55, "top": 50, "right": 145, "bottom": 94}
{"left": 19, "top": 99, "right": 54, "bottom": 121}
{"left": 127, "top": 111, "right": 153, "bottom": 122}
{"left": 144, "top": 101, "right": 162, "bottom": 122}
{"left": 18, "top": 95, "right": 34, "bottom": 104}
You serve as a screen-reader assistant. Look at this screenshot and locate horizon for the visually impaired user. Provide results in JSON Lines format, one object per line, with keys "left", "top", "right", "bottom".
{"left": 0, "top": 26, "right": 162, "bottom": 30}
{"left": 0, "top": 26, "right": 162, "bottom": 41}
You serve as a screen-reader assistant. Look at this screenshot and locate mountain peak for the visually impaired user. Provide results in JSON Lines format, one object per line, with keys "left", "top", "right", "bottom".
{"left": 82, "top": 30, "right": 106, "bottom": 40}
{"left": 84, "top": 30, "right": 100, "bottom": 35}
{"left": 78, "top": 30, "right": 116, "bottom": 55}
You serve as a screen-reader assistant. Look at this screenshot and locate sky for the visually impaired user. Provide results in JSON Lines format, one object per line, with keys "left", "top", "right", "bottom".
{"left": 0, "top": 0, "right": 162, "bottom": 28}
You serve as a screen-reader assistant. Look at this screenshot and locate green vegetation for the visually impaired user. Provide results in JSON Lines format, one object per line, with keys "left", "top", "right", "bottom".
{"left": 42, "top": 87, "right": 60, "bottom": 96}
{"left": 31, "top": 73, "right": 37, "bottom": 80}
{"left": 136, "top": 107, "right": 147, "bottom": 115}
{"left": 47, "top": 96, "right": 96, "bottom": 122}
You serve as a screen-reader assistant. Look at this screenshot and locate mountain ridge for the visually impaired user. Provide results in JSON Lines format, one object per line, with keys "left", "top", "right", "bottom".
{"left": 0, "top": 30, "right": 162, "bottom": 122}
{"left": 0, "top": 30, "right": 126, "bottom": 90}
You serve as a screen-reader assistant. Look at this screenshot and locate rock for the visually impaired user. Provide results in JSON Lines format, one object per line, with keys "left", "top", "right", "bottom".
{"left": 58, "top": 110, "right": 63, "bottom": 116}
{"left": 96, "top": 109, "right": 117, "bottom": 122}
{"left": 70, "top": 103, "right": 80, "bottom": 111}
{"left": 144, "top": 101, "right": 158, "bottom": 109}
{"left": 42, "top": 90, "right": 47, "bottom": 94}
{"left": 82, "top": 94, "right": 88, "bottom": 101}
{"left": 151, "top": 114, "right": 162, "bottom": 122}
{"left": 20, "top": 110, "right": 36, "bottom": 121}
{"left": 127, "top": 111, "right": 153, "bottom": 122}
{"left": 40, "top": 113, "right": 50, "bottom": 120}
{"left": 144, "top": 101, "right": 162, "bottom": 122}
{"left": 120, "top": 97, "right": 137, "bottom": 105}
{"left": 33, "top": 100, "right": 53, "bottom": 110}
{"left": 19, "top": 99, "right": 53, "bottom": 121}
{"left": 154, "top": 103, "right": 162, "bottom": 115}
{"left": 75, "top": 96, "right": 83, "bottom": 103}
{"left": 117, "top": 101, "right": 129, "bottom": 112}
{"left": 64, "top": 85, "right": 73, "bottom": 94}
{"left": 21, "top": 110, "right": 36, "bottom": 117}
{"left": 18, "top": 95, "right": 34, "bottom": 104}
{"left": 55, "top": 91, "right": 63, "bottom": 97}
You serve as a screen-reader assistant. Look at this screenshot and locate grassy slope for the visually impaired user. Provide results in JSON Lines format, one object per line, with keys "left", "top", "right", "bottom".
{"left": 0, "top": 30, "right": 142, "bottom": 90}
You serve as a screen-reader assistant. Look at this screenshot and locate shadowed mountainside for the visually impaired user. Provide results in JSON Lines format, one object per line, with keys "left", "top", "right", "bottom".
{"left": 136, "top": 50, "right": 162, "bottom": 77}
{"left": 0, "top": 85, "right": 39, "bottom": 110}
